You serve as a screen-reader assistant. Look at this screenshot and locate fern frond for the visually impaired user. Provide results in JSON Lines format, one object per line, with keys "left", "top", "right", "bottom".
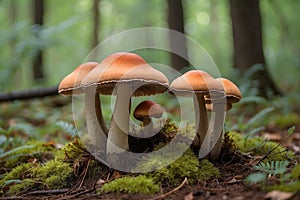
{"left": 254, "top": 160, "right": 289, "bottom": 176}
{"left": 245, "top": 107, "right": 274, "bottom": 129}
{"left": 55, "top": 121, "right": 77, "bottom": 137}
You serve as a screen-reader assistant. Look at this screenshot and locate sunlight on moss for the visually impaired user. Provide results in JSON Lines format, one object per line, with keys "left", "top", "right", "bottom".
{"left": 0, "top": 163, "right": 34, "bottom": 185}
{"left": 2, "top": 141, "right": 57, "bottom": 168}
{"left": 55, "top": 137, "right": 86, "bottom": 162}
{"left": 136, "top": 145, "right": 219, "bottom": 186}
{"left": 100, "top": 175, "right": 159, "bottom": 194}
{"left": 228, "top": 131, "right": 294, "bottom": 161}
{"left": 8, "top": 178, "right": 35, "bottom": 194}
{"left": 34, "top": 160, "right": 73, "bottom": 189}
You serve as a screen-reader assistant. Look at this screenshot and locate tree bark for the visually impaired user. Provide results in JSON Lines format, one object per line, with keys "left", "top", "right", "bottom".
{"left": 32, "top": 0, "right": 45, "bottom": 81}
{"left": 92, "top": 0, "right": 100, "bottom": 49}
{"left": 229, "top": 0, "right": 282, "bottom": 97}
{"left": 0, "top": 85, "right": 58, "bottom": 102}
{"left": 167, "top": 0, "right": 189, "bottom": 72}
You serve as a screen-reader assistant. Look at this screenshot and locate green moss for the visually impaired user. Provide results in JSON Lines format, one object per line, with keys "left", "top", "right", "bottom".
{"left": 291, "top": 164, "right": 300, "bottom": 179}
{"left": 228, "top": 131, "right": 294, "bottom": 161}
{"left": 137, "top": 145, "right": 219, "bottom": 186}
{"left": 0, "top": 163, "right": 34, "bottom": 186}
{"left": 267, "top": 181, "right": 300, "bottom": 193}
{"left": 1, "top": 159, "right": 74, "bottom": 194}
{"left": 8, "top": 178, "right": 35, "bottom": 194}
{"left": 100, "top": 175, "right": 159, "bottom": 194}
{"left": 273, "top": 113, "right": 300, "bottom": 128}
{"left": 55, "top": 137, "right": 86, "bottom": 162}
{"left": 3, "top": 141, "right": 57, "bottom": 168}
{"left": 34, "top": 160, "right": 74, "bottom": 189}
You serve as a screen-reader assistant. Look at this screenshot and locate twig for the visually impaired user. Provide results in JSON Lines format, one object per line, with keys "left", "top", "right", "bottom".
{"left": 149, "top": 177, "right": 188, "bottom": 200}
{"left": 256, "top": 135, "right": 290, "bottom": 165}
{"left": 27, "top": 188, "right": 69, "bottom": 195}
{"left": 0, "top": 85, "right": 58, "bottom": 102}
{"left": 78, "top": 158, "right": 91, "bottom": 189}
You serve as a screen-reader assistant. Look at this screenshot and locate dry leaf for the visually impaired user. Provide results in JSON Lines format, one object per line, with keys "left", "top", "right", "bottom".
{"left": 264, "top": 190, "right": 294, "bottom": 200}
{"left": 184, "top": 192, "right": 194, "bottom": 200}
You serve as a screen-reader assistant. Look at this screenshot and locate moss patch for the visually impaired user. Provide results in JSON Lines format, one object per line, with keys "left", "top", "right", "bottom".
{"left": 1, "top": 141, "right": 57, "bottom": 168}
{"left": 136, "top": 144, "right": 219, "bottom": 186}
{"left": 100, "top": 175, "right": 159, "bottom": 195}
{"left": 0, "top": 139, "right": 83, "bottom": 194}
{"left": 228, "top": 131, "right": 294, "bottom": 161}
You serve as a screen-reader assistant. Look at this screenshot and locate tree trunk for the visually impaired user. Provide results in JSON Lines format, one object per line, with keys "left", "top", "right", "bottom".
{"left": 229, "top": 0, "right": 282, "bottom": 97}
{"left": 167, "top": 0, "right": 189, "bottom": 72}
{"left": 32, "top": 0, "right": 45, "bottom": 81}
{"left": 92, "top": 0, "right": 100, "bottom": 49}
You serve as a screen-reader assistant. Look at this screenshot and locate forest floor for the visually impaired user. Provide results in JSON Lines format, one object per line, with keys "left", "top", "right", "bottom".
{"left": 1, "top": 96, "right": 300, "bottom": 200}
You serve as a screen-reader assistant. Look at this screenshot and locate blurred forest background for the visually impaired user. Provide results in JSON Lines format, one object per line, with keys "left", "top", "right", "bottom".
{"left": 0, "top": 0, "right": 299, "bottom": 96}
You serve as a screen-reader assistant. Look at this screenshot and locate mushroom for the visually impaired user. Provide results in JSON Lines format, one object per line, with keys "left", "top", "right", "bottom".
{"left": 82, "top": 52, "right": 169, "bottom": 154}
{"left": 133, "top": 100, "right": 165, "bottom": 138}
{"left": 206, "top": 77, "right": 241, "bottom": 160}
{"left": 58, "top": 62, "right": 108, "bottom": 149}
{"left": 169, "top": 70, "right": 223, "bottom": 154}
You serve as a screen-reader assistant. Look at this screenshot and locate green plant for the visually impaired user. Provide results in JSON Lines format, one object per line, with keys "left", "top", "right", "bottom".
{"left": 136, "top": 145, "right": 219, "bottom": 186}
{"left": 100, "top": 175, "right": 159, "bottom": 195}
{"left": 245, "top": 161, "right": 300, "bottom": 192}
{"left": 230, "top": 107, "right": 274, "bottom": 135}
{"left": 228, "top": 131, "right": 293, "bottom": 161}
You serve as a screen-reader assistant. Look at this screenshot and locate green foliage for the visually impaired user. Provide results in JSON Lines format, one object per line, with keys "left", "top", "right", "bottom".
{"left": 137, "top": 146, "right": 219, "bottom": 186}
{"left": 245, "top": 162, "right": 300, "bottom": 192}
{"left": 8, "top": 179, "right": 35, "bottom": 194}
{"left": 100, "top": 175, "right": 159, "bottom": 195}
{"left": 55, "top": 137, "right": 86, "bottom": 162}
{"left": 228, "top": 131, "right": 293, "bottom": 161}
{"left": 55, "top": 121, "right": 78, "bottom": 138}
{"left": 33, "top": 160, "right": 73, "bottom": 189}
{"left": 254, "top": 160, "right": 289, "bottom": 176}
{"left": 230, "top": 107, "right": 274, "bottom": 134}
{"left": 291, "top": 164, "right": 300, "bottom": 179}
{"left": 1, "top": 141, "right": 57, "bottom": 168}
{"left": 273, "top": 114, "right": 300, "bottom": 129}
{"left": 0, "top": 163, "right": 34, "bottom": 185}
{"left": 0, "top": 159, "right": 74, "bottom": 194}
{"left": 244, "top": 172, "right": 267, "bottom": 186}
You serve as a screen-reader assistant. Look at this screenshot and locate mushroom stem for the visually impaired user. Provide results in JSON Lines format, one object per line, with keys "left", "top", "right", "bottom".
{"left": 193, "top": 93, "right": 208, "bottom": 149}
{"left": 95, "top": 93, "right": 108, "bottom": 134}
{"left": 142, "top": 117, "right": 153, "bottom": 137}
{"left": 209, "top": 102, "right": 226, "bottom": 160}
{"left": 107, "top": 83, "right": 131, "bottom": 154}
{"left": 85, "top": 89, "right": 107, "bottom": 150}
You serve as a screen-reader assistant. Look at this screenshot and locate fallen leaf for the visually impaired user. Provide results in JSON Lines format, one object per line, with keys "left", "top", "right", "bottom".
{"left": 184, "top": 192, "right": 194, "bottom": 200}
{"left": 264, "top": 190, "right": 294, "bottom": 200}
{"left": 262, "top": 133, "right": 282, "bottom": 142}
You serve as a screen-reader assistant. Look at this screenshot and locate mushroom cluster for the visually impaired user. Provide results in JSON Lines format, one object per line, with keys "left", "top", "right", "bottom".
{"left": 58, "top": 52, "right": 241, "bottom": 161}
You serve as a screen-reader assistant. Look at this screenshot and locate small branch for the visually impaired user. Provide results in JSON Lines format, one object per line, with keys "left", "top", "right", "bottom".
{"left": 27, "top": 188, "right": 69, "bottom": 195}
{"left": 149, "top": 177, "right": 187, "bottom": 200}
{"left": 0, "top": 85, "right": 58, "bottom": 102}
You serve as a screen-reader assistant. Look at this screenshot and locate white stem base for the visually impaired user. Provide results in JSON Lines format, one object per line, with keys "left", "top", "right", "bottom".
{"left": 107, "top": 83, "right": 131, "bottom": 154}
{"left": 85, "top": 90, "right": 107, "bottom": 150}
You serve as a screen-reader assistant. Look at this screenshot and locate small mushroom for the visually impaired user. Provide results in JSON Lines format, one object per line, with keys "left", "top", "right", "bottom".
{"left": 206, "top": 77, "right": 241, "bottom": 160}
{"left": 82, "top": 52, "right": 169, "bottom": 154}
{"left": 58, "top": 62, "right": 108, "bottom": 149}
{"left": 169, "top": 70, "right": 223, "bottom": 155}
{"left": 133, "top": 100, "right": 164, "bottom": 138}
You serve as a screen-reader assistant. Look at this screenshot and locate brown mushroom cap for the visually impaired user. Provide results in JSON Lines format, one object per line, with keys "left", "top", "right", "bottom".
{"left": 133, "top": 100, "right": 164, "bottom": 120}
{"left": 58, "top": 62, "right": 99, "bottom": 95}
{"left": 82, "top": 52, "right": 169, "bottom": 96}
{"left": 216, "top": 78, "right": 242, "bottom": 103}
{"left": 169, "top": 70, "right": 223, "bottom": 96}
